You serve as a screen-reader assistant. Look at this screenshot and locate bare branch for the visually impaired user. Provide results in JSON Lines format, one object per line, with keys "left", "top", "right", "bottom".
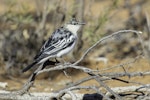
{"left": 35, "top": 0, "right": 50, "bottom": 34}
{"left": 53, "top": 85, "right": 110, "bottom": 100}
{"left": 144, "top": 12, "right": 150, "bottom": 61}
{"left": 14, "top": 64, "right": 44, "bottom": 95}
{"left": 0, "top": 84, "right": 149, "bottom": 100}
{"left": 101, "top": 55, "right": 141, "bottom": 71}
{"left": 37, "top": 63, "right": 122, "bottom": 99}
{"left": 1, "top": 30, "right": 146, "bottom": 99}
{"left": 101, "top": 71, "right": 150, "bottom": 78}
{"left": 37, "top": 64, "right": 98, "bottom": 75}
{"left": 73, "top": 30, "right": 142, "bottom": 65}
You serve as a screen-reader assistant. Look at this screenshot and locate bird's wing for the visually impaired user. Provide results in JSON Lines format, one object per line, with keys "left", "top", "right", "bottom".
{"left": 34, "top": 28, "right": 77, "bottom": 62}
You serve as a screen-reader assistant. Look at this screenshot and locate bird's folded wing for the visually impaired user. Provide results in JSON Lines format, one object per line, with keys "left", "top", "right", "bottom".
{"left": 34, "top": 30, "right": 76, "bottom": 62}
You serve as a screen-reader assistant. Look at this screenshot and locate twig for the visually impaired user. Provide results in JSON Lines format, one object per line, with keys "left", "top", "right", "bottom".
{"left": 14, "top": 63, "right": 44, "bottom": 95}
{"left": 101, "top": 55, "right": 141, "bottom": 71}
{"left": 106, "top": 84, "right": 150, "bottom": 98}
{"left": 73, "top": 30, "right": 142, "bottom": 65}
{"left": 35, "top": 0, "right": 50, "bottom": 34}
{"left": 58, "top": 75, "right": 133, "bottom": 94}
{"left": 86, "top": 71, "right": 122, "bottom": 100}
{"left": 146, "top": 13, "right": 150, "bottom": 51}
{"left": 144, "top": 12, "right": 150, "bottom": 61}
{"left": 0, "top": 84, "right": 149, "bottom": 100}
{"left": 53, "top": 86, "right": 110, "bottom": 100}
{"left": 14, "top": 30, "right": 143, "bottom": 98}
{"left": 101, "top": 71, "right": 150, "bottom": 78}
{"left": 37, "top": 64, "right": 98, "bottom": 75}
{"left": 37, "top": 63, "right": 122, "bottom": 99}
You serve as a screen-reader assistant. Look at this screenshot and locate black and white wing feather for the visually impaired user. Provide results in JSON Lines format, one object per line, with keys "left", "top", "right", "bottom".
{"left": 35, "top": 27, "right": 77, "bottom": 62}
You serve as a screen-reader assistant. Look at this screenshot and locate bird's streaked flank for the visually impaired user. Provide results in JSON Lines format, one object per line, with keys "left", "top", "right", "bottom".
{"left": 22, "top": 18, "right": 85, "bottom": 72}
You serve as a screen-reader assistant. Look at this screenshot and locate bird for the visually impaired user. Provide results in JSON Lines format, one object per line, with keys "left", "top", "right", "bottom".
{"left": 22, "top": 18, "right": 85, "bottom": 72}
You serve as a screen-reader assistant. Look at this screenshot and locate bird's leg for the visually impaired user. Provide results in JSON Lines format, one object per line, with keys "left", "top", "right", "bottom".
{"left": 55, "top": 58, "right": 61, "bottom": 66}
{"left": 55, "top": 58, "right": 60, "bottom": 63}
{"left": 54, "top": 57, "right": 70, "bottom": 77}
{"left": 62, "top": 59, "right": 67, "bottom": 64}
{"left": 57, "top": 57, "right": 71, "bottom": 78}
{"left": 59, "top": 56, "right": 68, "bottom": 64}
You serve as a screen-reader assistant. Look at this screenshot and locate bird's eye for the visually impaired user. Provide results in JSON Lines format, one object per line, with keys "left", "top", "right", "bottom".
{"left": 74, "top": 22, "right": 78, "bottom": 25}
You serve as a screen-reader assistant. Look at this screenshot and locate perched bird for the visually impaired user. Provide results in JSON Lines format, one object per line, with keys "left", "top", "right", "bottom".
{"left": 22, "top": 18, "right": 85, "bottom": 72}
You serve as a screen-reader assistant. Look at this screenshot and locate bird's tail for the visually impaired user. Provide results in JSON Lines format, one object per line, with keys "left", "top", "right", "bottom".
{"left": 22, "top": 61, "right": 38, "bottom": 72}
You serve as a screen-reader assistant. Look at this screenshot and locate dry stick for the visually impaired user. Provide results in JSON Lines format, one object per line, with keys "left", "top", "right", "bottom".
{"left": 37, "top": 64, "right": 97, "bottom": 75}
{"left": 58, "top": 74, "right": 132, "bottom": 94}
{"left": 66, "top": 70, "right": 148, "bottom": 86}
{"left": 101, "top": 55, "right": 141, "bottom": 71}
{"left": 146, "top": 13, "right": 150, "bottom": 52}
{"left": 57, "top": 76, "right": 96, "bottom": 91}
{"left": 13, "top": 30, "right": 142, "bottom": 97}
{"left": 86, "top": 71, "right": 122, "bottom": 100}
{"left": 99, "top": 55, "right": 145, "bottom": 86}
{"left": 101, "top": 71, "right": 150, "bottom": 78}
{"left": 106, "top": 84, "right": 150, "bottom": 99}
{"left": 61, "top": 58, "right": 147, "bottom": 91}
{"left": 37, "top": 64, "right": 122, "bottom": 99}
{"left": 13, "top": 63, "right": 44, "bottom": 95}
{"left": 53, "top": 86, "right": 110, "bottom": 100}
{"left": 56, "top": 76, "right": 114, "bottom": 93}
{"left": 16, "top": 60, "right": 57, "bottom": 95}
{"left": 37, "top": 30, "right": 142, "bottom": 99}
{"left": 73, "top": 30, "right": 142, "bottom": 65}
{"left": 14, "top": 0, "right": 51, "bottom": 95}
{"left": 72, "top": 30, "right": 142, "bottom": 99}
{"left": 35, "top": 0, "right": 49, "bottom": 34}
{"left": 17, "top": 64, "right": 97, "bottom": 98}
{"left": 101, "top": 71, "right": 150, "bottom": 87}
{"left": 144, "top": 12, "right": 150, "bottom": 61}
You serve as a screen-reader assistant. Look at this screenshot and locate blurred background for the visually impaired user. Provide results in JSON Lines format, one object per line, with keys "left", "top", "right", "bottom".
{"left": 0, "top": 0, "right": 150, "bottom": 92}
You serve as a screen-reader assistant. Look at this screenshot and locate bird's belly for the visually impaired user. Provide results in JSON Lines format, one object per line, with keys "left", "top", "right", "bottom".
{"left": 56, "top": 42, "right": 76, "bottom": 57}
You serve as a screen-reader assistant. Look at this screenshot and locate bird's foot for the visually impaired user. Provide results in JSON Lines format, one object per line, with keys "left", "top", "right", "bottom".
{"left": 55, "top": 58, "right": 60, "bottom": 63}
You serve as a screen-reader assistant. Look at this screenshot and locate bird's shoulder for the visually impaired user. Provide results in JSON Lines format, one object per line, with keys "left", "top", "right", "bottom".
{"left": 52, "top": 27, "right": 74, "bottom": 38}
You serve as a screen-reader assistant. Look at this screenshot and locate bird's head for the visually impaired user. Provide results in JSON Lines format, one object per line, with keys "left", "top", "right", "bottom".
{"left": 65, "top": 18, "right": 85, "bottom": 34}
